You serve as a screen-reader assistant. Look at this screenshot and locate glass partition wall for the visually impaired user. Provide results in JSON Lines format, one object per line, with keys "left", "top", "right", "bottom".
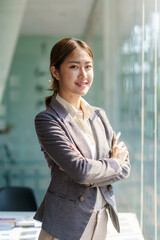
{"left": 89, "top": 0, "right": 160, "bottom": 240}
{"left": 86, "top": 0, "right": 160, "bottom": 239}
{"left": 0, "top": 0, "right": 160, "bottom": 239}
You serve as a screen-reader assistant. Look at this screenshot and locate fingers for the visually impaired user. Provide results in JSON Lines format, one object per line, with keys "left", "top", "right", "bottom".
{"left": 118, "top": 141, "right": 125, "bottom": 148}
{"left": 118, "top": 142, "right": 128, "bottom": 153}
{"left": 111, "top": 131, "right": 129, "bottom": 163}
{"left": 118, "top": 144, "right": 128, "bottom": 155}
{"left": 112, "top": 132, "right": 121, "bottom": 146}
{"left": 59, "top": 167, "right": 64, "bottom": 171}
{"left": 116, "top": 131, "right": 121, "bottom": 139}
{"left": 113, "top": 133, "right": 127, "bottom": 151}
{"left": 70, "top": 144, "right": 81, "bottom": 155}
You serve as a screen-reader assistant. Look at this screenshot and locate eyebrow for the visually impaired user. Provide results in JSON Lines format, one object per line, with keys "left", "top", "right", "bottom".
{"left": 67, "top": 61, "right": 92, "bottom": 64}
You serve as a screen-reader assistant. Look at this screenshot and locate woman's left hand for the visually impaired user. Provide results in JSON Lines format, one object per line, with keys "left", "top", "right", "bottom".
{"left": 110, "top": 132, "right": 129, "bottom": 166}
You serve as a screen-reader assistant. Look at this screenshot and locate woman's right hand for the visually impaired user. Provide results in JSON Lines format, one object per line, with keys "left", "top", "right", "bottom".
{"left": 110, "top": 132, "right": 129, "bottom": 166}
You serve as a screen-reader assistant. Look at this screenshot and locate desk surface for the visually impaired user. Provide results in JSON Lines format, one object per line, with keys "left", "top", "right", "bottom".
{"left": 0, "top": 211, "right": 41, "bottom": 240}
{"left": 0, "top": 212, "right": 144, "bottom": 240}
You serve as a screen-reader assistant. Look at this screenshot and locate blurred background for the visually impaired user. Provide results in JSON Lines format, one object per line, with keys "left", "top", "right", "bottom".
{"left": 0, "top": 0, "right": 160, "bottom": 239}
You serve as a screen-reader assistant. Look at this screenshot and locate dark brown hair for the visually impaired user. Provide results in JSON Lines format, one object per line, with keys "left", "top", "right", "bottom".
{"left": 45, "top": 37, "right": 94, "bottom": 108}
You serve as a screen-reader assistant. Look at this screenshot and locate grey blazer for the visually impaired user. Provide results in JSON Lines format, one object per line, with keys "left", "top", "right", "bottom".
{"left": 34, "top": 98, "right": 131, "bottom": 240}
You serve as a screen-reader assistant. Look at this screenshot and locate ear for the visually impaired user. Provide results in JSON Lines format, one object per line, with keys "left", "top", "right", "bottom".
{"left": 50, "top": 66, "right": 60, "bottom": 80}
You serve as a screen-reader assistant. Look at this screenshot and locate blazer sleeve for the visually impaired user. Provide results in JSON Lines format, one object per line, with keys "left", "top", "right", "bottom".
{"left": 89, "top": 158, "right": 131, "bottom": 187}
{"left": 35, "top": 111, "right": 124, "bottom": 185}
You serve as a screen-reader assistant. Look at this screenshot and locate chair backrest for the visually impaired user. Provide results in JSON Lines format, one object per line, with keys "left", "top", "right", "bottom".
{"left": 0, "top": 186, "right": 38, "bottom": 211}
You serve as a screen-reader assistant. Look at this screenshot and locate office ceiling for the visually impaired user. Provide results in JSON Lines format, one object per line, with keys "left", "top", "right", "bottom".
{"left": 20, "top": 0, "right": 94, "bottom": 36}
{"left": 19, "top": 0, "right": 143, "bottom": 40}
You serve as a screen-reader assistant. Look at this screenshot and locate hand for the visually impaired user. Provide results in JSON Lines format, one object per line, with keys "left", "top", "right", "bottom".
{"left": 110, "top": 132, "right": 129, "bottom": 166}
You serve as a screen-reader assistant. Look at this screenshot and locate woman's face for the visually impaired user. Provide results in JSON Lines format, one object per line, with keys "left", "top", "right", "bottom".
{"left": 51, "top": 47, "right": 93, "bottom": 102}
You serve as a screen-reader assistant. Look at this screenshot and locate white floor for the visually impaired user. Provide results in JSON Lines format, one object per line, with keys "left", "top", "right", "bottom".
{"left": 107, "top": 213, "right": 144, "bottom": 240}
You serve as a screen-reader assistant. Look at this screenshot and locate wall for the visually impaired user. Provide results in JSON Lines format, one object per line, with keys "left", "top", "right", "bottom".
{"left": 0, "top": 36, "right": 66, "bottom": 203}
{"left": 87, "top": 0, "right": 160, "bottom": 239}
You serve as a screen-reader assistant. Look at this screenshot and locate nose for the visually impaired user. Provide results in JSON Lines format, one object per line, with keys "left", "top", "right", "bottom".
{"left": 79, "top": 67, "right": 87, "bottom": 79}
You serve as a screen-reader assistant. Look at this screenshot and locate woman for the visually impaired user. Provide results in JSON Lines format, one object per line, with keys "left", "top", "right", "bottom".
{"left": 34, "top": 38, "right": 131, "bottom": 240}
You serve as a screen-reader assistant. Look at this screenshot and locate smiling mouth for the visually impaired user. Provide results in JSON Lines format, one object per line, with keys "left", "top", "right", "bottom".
{"left": 75, "top": 82, "right": 88, "bottom": 87}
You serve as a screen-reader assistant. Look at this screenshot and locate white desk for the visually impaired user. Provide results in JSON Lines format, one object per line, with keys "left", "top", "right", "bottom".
{"left": 0, "top": 212, "right": 144, "bottom": 240}
{"left": 0, "top": 211, "right": 41, "bottom": 240}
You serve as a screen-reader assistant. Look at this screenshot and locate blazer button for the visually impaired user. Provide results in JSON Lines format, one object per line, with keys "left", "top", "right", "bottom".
{"left": 108, "top": 185, "right": 113, "bottom": 191}
{"left": 78, "top": 195, "right": 85, "bottom": 202}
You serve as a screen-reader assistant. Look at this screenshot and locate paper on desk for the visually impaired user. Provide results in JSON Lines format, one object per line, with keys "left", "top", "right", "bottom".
{"left": 0, "top": 218, "right": 16, "bottom": 230}
{"left": 0, "top": 227, "right": 41, "bottom": 240}
{"left": 0, "top": 215, "right": 41, "bottom": 228}
{"left": 16, "top": 219, "right": 41, "bottom": 227}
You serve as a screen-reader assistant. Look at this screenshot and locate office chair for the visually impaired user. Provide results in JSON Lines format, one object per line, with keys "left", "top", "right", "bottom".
{"left": 0, "top": 186, "right": 38, "bottom": 211}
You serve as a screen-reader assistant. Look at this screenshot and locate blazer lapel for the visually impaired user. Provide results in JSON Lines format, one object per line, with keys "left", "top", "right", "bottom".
{"left": 63, "top": 116, "right": 92, "bottom": 159}
{"left": 49, "top": 98, "right": 92, "bottom": 159}
{"left": 90, "top": 111, "right": 111, "bottom": 159}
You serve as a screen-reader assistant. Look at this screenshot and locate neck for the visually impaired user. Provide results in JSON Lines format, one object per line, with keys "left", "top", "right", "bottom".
{"left": 58, "top": 93, "right": 81, "bottom": 110}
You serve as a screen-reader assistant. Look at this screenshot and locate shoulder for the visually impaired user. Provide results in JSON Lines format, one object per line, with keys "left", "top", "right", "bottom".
{"left": 34, "top": 107, "right": 67, "bottom": 137}
{"left": 35, "top": 107, "right": 59, "bottom": 123}
{"left": 35, "top": 97, "right": 69, "bottom": 122}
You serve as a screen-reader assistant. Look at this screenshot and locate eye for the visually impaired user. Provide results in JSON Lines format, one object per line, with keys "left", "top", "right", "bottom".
{"left": 70, "top": 65, "right": 78, "bottom": 69}
{"left": 86, "top": 65, "right": 92, "bottom": 69}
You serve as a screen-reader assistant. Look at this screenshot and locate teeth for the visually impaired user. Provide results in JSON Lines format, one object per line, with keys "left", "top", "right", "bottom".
{"left": 76, "top": 82, "right": 87, "bottom": 86}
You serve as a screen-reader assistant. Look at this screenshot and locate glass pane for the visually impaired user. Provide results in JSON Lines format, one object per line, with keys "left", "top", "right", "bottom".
{"left": 87, "top": 0, "right": 160, "bottom": 239}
